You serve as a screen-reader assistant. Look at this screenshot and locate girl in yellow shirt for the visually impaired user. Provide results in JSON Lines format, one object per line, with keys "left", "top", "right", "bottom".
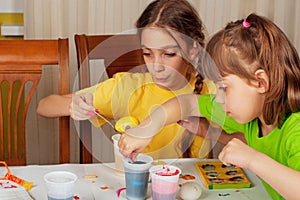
{"left": 37, "top": 0, "right": 213, "bottom": 159}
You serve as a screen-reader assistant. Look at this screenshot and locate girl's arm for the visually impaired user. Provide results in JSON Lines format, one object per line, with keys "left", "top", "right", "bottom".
{"left": 37, "top": 93, "right": 95, "bottom": 120}
{"left": 178, "top": 117, "right": 247, "bottom": 144}
{"left": 118, "top": 94, "right": 200, "bottom": 159}
{"left": 219, "top": 138, "right": 300, "bottom": 199}
{"left": 37, "top": 94, "right": 72, "bottom": 117}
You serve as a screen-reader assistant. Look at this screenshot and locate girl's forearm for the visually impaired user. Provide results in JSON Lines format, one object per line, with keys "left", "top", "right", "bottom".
{"left": 37, "top": 94, "right": 72, "bottom": 117}
{"left": 161, "top": 94, "right": 201, "bottom": 124}
{"left": 138, "top": 94, "right": 200, "bottom": 138}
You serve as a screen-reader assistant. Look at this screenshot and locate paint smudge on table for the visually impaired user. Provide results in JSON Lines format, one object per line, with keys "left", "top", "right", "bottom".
{"left": 116, "top": 187, "right": 126, "bottom": 198}
{"left": 218, "top": 193, "right": 230, "bottom": 196}
{"left": 84, "top": 174, "right": 98, "bottom": 179}
{"left": 100, "top": 186, "right": 111, "bottom": 190}
{"left": 73, "top": 195, "right": 80, "bottom": 200}
{"left": 180, "top": 174, "right": 196, "bottom": 180}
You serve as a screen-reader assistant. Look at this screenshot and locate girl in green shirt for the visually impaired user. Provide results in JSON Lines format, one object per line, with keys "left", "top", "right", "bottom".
{"left": 119, "top": 13, "right": 300, "bottom": 199}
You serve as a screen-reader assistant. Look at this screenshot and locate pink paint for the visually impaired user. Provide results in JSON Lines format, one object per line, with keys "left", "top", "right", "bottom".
{"left": 151, "top": 166, "right": 180, "bottom": 194}
{"left": 151, "top": 179, "right": 178, "bottom": 194}
{"left": 155, "top": 166, "right": 180, "bottom": 176}
{"left": 150, "top": 165, "right": 181, "bottom": 197}
{"left": 116, "top": 187, "right": 126, "bottom": 198}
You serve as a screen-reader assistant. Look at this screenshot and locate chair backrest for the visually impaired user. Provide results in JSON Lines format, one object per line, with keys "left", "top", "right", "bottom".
{"left": 74, "top": 34, "right": 145, "bottom": 163}
{"left": 0, "top": 39, "right": 70, "bottom": 165}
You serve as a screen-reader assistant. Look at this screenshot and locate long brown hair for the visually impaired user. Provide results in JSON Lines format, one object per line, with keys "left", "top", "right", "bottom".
{"left": 205, "top": 13, "right": 300, "bottom": 127}
{"left": 136, "top": 0, "right": 206, "bottom": 157}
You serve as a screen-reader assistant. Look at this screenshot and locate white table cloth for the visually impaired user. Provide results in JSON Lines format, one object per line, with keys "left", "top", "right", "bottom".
{"left": 0, "top": 158, "right": 272, "bottom": 200}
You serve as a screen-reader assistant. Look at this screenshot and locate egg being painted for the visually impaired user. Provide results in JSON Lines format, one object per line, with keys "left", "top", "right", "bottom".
{"left": 114, "top": 116, "right": 139, "bottom": 133}
{"left": 179, "top": 182, "right": 202, "bottom": 200}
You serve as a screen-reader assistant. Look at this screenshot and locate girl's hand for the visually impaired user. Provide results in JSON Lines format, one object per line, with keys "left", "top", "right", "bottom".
{"left": 218, "top": 138, "right": 259, "bottom": 169}
{"left": 70, "top": 93, "right": 95, "bottom": 120}
{"left": 177, "top": 117, "right": 209, "bottom": 137}
{"left": 118, "top": 127, "right": 152, "bottom": 161}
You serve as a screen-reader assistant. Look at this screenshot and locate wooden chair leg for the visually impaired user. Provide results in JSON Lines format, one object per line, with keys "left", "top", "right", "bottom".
{"left": 79, "top": 121, "right": 93, "bottom": 163}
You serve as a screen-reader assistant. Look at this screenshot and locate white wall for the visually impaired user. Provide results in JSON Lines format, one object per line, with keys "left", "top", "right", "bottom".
{"left": 0, "top": 0, "right": 23, "bottom": 13}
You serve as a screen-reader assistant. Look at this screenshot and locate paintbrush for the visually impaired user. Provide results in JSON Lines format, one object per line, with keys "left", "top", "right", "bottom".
{"left": 79, "top": 95, "right": 116, "bottom": 130}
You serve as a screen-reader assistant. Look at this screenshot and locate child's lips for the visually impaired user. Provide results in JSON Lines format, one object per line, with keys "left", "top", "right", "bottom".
{"left": 155, "top": 77, "right": 167, "bottom": 82}
{"left": 223, "top": 109, "right": 230, "bottom": 115}
{"left": 222, "top": 107, "right": 231, "bottom": 116}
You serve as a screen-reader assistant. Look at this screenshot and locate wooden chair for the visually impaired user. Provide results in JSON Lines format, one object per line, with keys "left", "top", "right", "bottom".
{"left": 74, "top": 34, "right": 145, "bottom": 163}
{"left": 0, "top": 39, "right": 70, "bottom": 165}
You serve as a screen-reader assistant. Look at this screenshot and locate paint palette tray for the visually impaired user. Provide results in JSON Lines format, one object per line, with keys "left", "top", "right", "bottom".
{"left": 196, "top": 161, "right": 251, "bottom": 189}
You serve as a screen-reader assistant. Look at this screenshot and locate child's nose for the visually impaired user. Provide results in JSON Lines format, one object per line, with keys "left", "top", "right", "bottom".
{"left": 152, "top": 63, "right": 165, "bottom": 72}
{"left": 215, "top": 90, "right": 225, "bottom": 104}
{"left": 153, "top": 55, "right": 163, "bottom": 64}
{"left": 152, "top": 57, "right": 165, "bottom": 71}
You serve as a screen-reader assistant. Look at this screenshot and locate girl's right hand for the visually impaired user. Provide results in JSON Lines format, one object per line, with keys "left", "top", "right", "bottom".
{"left": 218, "top": 138, "right": 258, "bottom": 169}
{"left": 118, "top": 126, "right": 153, "bottom": 161}
{"left": 70, "top": 93, "right": 95, "bottom": 120}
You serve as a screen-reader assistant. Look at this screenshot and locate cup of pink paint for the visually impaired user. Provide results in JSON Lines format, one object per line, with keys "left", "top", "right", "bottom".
{"left": 149, "top": 165, "right": 181, "bottom": 200}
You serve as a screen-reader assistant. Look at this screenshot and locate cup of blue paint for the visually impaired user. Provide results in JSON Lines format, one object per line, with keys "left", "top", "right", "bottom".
{"left": 123, "top": 154, "right": 153, "bottom": 200}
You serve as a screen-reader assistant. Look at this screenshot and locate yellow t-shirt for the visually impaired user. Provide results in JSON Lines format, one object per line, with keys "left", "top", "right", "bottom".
{"left": 81, "top": 72, "right": 213, "bottom": 159}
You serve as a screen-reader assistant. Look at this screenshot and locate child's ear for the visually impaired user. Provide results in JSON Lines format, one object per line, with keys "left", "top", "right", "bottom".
{"left": 189, "top": 41, "right": 199, "bottom": 61}
{"left": 254, "top": 69, "right": 269, "bottom": 93}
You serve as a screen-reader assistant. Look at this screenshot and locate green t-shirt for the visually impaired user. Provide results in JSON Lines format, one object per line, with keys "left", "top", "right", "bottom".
{"left": 198, "top": 94, "right": 300, "bottom": 200}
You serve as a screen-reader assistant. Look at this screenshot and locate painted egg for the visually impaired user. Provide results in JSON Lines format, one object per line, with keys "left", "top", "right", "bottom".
{"left": 180, "top": 182, "right": 202, "bottom": 200}
{"left": 115, "top": 116, "right": 139, "bottom": 133}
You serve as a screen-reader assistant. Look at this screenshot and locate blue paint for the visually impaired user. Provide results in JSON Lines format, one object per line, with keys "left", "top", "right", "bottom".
{"left": 218, "top": 193, "right": 231, "bottom": 197}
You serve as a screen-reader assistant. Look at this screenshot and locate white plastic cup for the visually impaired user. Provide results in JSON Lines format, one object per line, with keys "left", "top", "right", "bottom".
{"left": 112, "top": 133, "right": 124, "bottom": 174}
{"left": 123, "top": 154, "right": 153, "bottom": 200}
{"left": 149, "top": 165, "right": 181, "bottom": 200}
{"left": 44, "top": 171, "right": 77, "bottom": 200}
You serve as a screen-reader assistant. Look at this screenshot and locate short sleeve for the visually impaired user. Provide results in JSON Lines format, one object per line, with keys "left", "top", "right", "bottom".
{"left": 286, "top": 130, "right": 300, "bottom": 170}
{"left": 198, "top": 94, "right": 245, "bottom": 134}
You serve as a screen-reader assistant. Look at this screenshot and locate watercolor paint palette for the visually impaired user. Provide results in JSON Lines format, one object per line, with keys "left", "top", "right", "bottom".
{"left": 196, "top": 161, "right": 251, "bottom": 189}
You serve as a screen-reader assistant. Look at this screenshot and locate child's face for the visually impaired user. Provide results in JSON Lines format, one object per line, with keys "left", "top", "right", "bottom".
{"left": 215, "top": 74, "right": 265, "bottom": 124}
{"left": 141, "top": 27, "right": 194, "bottom": 90}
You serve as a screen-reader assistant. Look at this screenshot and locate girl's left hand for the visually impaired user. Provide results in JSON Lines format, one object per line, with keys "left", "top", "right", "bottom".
{"left": 218, "top": 138, "right": 259, "bottom": 169}
{"left": 70, "top": 93, "right": 95, "bottom": 120}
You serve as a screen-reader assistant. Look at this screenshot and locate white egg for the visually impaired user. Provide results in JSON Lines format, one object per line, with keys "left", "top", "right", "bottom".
{"left": 179, "top": 182, "right": 202, "bottom": 200}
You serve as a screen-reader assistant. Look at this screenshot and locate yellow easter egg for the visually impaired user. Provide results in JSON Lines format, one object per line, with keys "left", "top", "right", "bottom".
{"left": 115, "top": 116, "right": 139, "bottom": 133}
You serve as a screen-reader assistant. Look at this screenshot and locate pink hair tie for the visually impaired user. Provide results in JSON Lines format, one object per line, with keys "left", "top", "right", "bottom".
{"left": 243, "top": 18, "right": 251, "bottom": 28}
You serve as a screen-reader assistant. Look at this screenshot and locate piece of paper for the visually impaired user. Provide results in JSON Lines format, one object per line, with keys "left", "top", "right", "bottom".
{"left": 0, "top": 180, "right": 33, "bottom": 200}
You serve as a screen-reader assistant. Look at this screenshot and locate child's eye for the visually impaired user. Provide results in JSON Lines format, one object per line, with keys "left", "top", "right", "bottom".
{"left": 165, "top": 52, "right": 176, "bottom": 57}
{"left": 143, "top": 52, "right": 151, "bottom": 57}
{"left": 218, "top": 85, "right": 227, "bottom": 92}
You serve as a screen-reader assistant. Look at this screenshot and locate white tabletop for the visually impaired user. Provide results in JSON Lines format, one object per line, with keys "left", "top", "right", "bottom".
{"left": 0, "top": 158, "right": 272, "bottom": 200}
